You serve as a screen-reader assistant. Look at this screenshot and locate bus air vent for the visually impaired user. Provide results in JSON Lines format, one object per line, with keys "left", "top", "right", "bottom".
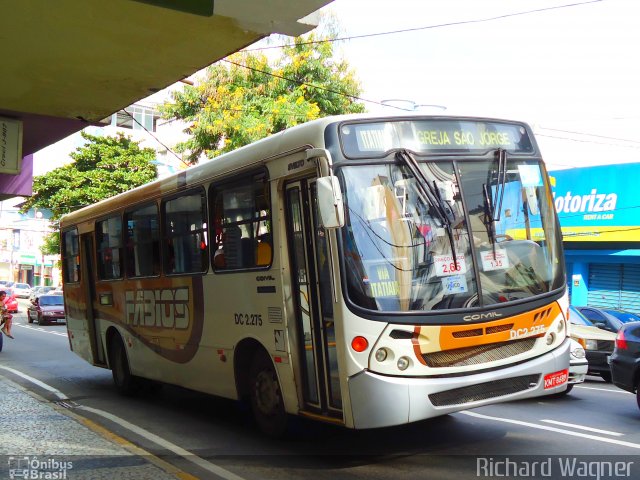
{"left": 485, "top": 323, "right": 513, "bottom": 334}
{"left": 429, "top": 374, "right": 540, "bottom": 407}
{"left": 421, "top": 337, "right": 536, "bottom": 367}
{"left": 534, "top": 307, "right": 552, "bottom": 323}
{"left": 452, "top": 328, "right": 483, "bottom": 338}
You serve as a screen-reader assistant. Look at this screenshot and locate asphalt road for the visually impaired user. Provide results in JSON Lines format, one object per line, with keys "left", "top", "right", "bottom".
{"left": 2, "top": 298, "right": 640, "bottom": 480}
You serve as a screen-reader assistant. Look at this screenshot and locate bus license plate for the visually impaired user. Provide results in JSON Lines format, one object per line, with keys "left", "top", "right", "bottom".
{"left": 543, "top": 369, "right": 568, "bottom": 389}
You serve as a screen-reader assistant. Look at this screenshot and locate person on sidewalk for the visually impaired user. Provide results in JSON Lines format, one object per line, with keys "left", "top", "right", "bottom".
{"left": 0, "top": 290, "right": 14, "bottom": 339}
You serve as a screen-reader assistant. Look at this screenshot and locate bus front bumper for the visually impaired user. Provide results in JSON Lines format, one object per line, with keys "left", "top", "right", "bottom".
{"left": 347, "top": 338, "right": 570, "bottom": 429}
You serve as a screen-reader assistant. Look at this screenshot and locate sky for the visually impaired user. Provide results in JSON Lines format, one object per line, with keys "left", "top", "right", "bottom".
{"left": 318, "top": 0, "right": 640, "bottom": 170}
{"left": 31, "top": 0, "right": 640, "bottom": 176}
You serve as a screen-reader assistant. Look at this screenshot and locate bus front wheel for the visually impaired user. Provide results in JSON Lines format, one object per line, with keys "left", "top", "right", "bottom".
{"left": 109, "top": 335, "right": 139, "bottom": 396}
{"left": 249, "top": 351, "right": 287, "bottom": 437}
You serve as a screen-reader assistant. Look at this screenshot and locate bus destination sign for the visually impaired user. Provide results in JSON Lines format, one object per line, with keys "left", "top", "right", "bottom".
{"left": 340, "top": 119, "right": 534, "bottom": 158}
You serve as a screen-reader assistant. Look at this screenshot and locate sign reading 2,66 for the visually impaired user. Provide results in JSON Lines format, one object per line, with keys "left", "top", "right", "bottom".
{"left": 234, "top": 313, "right": 263, "bottom": 326}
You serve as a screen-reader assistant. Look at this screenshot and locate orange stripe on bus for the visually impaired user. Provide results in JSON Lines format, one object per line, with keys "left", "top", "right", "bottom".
{"left": 435, "top": 302, "right": 562, "bottom": 351}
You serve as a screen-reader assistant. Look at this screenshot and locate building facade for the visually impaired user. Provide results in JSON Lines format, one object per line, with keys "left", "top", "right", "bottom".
{"left": 551, "top": 163, "right": 640, "bottom": 313}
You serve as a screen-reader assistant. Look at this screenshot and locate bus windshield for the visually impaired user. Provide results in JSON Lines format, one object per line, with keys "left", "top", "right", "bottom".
{"left": 338, "top": 155, "right": 563, "bottom": 314}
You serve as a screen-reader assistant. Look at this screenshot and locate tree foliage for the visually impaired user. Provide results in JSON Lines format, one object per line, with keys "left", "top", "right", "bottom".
{"left": 161, "top": 30, "right": 365, "bottom": 164}
{"left": 20, "top": 132, "right": 158, "bottom": 255}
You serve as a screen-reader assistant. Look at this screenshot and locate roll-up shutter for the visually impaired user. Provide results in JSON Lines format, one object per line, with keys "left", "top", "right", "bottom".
{"left": 620, "top": 264, "right": 640, "bottom": 314}
{"left": 587, "top": 263, "right": 640, "bottom": 314}
{"left": 587, "top": 263, "right": 622, "bottom": 309}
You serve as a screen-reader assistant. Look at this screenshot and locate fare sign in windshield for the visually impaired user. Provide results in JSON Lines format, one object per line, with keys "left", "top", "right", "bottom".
{"left": 340, "top": 119, "right": 534, "bottom": 157}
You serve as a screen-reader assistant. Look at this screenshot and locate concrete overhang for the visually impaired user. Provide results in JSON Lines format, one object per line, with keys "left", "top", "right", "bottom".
{"left": 0, "top": 0, "right": 331, "bottom": 161}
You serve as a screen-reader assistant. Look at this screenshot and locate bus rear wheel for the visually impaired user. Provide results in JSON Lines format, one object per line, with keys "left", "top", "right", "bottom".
{"left": 249, "top": 351, "right": 287, "bottom": 437}
{"left": 109, "top": 334, "right": 139, "bottom": 396}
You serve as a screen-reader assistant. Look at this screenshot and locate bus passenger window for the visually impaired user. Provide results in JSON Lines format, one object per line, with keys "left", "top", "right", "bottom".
{"left": 125, "top": 203, "right": 160, "bottom": 278}
{"left": 96, "top": 216, "right": 123, "bottom": 280}
{"left": 162, "top": 188, "right": 208, "bottom": 275}
{"left": 210, "top": 172, "right": 272, "bottom": 271}
{"left": 62, "top": 228, "right": 81, "bottom": 283}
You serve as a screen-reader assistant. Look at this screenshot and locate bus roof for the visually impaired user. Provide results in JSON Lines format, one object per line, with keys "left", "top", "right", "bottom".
{"left": 60, "top": 113, "right": 534, "bottom": 227}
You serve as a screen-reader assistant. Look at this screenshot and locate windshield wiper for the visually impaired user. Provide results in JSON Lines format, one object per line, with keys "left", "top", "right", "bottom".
{"left": 395, "top": 150, "right": 458, "bottom": 268}
{"left": 492, "top": 148, "right": 507, "bottom": 222}
{"left": 483, "top": 148, "right": 508, "bottom": 255}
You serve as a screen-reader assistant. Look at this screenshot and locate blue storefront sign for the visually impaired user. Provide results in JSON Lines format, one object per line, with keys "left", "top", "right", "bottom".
{"left": 550, "top": 163, "right": 639, "bottom": 242}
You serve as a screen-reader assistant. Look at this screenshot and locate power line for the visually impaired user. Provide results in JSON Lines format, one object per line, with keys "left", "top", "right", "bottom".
{"left": 122, "top": 110, "right": 191, "bottom": 168}
{"left": 535, "top": 133, "right": 640, "bottom": 149}
{"left": 220, "top": 58, "right": 409, "bottom": 111}
{"left": 244, "top": 0, "right": 604, "bottom": 52}
{"left": 537, "top": 127, "right": 640, "bottom": 144}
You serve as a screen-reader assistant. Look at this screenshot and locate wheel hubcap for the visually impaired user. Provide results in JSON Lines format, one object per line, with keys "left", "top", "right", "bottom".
{"left": 254, "top": 370, "right": 280, "bottom": 415}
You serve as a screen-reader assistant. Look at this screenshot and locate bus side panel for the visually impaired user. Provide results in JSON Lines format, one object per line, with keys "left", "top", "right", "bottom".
{"left": 65, "top": 281, "right": 98, "bottom": 366}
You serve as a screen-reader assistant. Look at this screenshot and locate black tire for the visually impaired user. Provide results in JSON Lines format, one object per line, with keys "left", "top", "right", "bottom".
{"left": 636, "top": 380, "right": 640, "bottom": 411}
{"left": 109, "top": 335, "right": 139, "bottom": 396}
{"left": 27, "top": 311, "right": 33, "bottom": 324}
{"left": 556, "top": 383, "right": 574, "bottom": 396}
{"left": 0, "top": 330, "right": 3, "bottom": 352}
{"left": 249, "top": 351, "right": 287, "bottom": 437}
{"left": 600, "top": 371, "right": 612, "bottom": 383}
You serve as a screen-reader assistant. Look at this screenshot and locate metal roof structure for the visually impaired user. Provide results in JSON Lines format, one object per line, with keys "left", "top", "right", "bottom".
{"left": 0, "top": 0, "right": 332, "bottom": 198}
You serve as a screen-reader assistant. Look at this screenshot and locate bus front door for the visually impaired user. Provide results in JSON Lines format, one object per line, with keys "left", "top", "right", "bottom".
{"left": 285, "top": 179, "right": 342, "bottom": 419}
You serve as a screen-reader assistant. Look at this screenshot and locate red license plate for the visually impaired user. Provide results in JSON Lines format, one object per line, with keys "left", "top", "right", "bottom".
{"left": 544, "top": 369, "right": 568, "bottom": 389}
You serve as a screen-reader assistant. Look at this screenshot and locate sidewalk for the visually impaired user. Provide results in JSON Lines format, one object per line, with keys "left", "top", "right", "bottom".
{"left": 0, "top": 376, "right": 187, "bottom": 480}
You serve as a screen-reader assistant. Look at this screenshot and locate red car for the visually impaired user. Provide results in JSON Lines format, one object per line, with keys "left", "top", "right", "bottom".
{"left": 27, "top": 294, "right": 65, "bottom": 325}
{"left": 3, "top": 293, "right": 18, "bottom": 314}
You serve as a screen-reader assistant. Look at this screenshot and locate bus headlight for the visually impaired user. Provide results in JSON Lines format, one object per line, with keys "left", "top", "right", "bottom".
{"left": 375, "top": 348, "right": 388, "bottom": 362}
{"left": 557, "top": 320, "right": 564, "bottom": 333}
{"left": 546, "top": 332, "right": 556, "bottom": 345}
{"left": 397, "top": 356, "right": 411, "bottom": 371}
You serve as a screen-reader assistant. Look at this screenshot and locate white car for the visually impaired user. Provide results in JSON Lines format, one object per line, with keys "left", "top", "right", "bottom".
{"left": 12, "top": 283, "right": 32, "bottom": 299}
{"left": 564, "top": 338, "right": 588, "bottom": 395}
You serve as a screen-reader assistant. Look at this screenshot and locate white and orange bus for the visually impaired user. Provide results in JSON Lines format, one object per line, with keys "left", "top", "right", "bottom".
{"left": 60, "top": 115, "right": 570, "bottom": 435}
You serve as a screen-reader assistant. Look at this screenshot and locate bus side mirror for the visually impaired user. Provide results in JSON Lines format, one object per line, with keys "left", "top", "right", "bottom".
{"left": 317, "top": 176, "right": 345, "bottom": 229}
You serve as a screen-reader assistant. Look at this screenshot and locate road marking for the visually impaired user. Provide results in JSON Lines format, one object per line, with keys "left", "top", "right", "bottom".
{"left": 0, "top": 365, "right": 68, "bottom": 400}
{"left": 460, "top": 411, "right": 640, "bottom": 450}
{"left": 77, "top": 404, "right": 247, "bottom": 480}
{"left": 14, "top": 323, "right": 68, "bottom": 337}
{"left": 576, "top": 385, "right": 633, "bottom": 394}
{"left": 0, "top": 366, "right": 248, "bottom": 480}
{"left": 540, "top": 419, "right": 624, "bottom": 436}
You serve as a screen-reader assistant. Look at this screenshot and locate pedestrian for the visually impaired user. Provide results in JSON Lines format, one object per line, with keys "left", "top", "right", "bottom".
{"left": 0, "top": 290, "right": 14, "bottom": 339}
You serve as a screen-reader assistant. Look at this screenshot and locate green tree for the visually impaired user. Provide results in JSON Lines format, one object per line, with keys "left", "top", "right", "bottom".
{"left": 161, "top": 30, "right": 365, "bottom": 164}
{"left": 20, "top": 132, "right": 158, "bottom": 255}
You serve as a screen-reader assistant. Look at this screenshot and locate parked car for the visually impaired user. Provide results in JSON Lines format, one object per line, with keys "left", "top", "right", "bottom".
{"left": 12, "top": 282, "right": 32, "bottom": 299}
{"left": 575, "top": 306, "right": 640, "bottom": 333}
{"left": 565, "top": 338, "right": 588, "bottom": 394}
{"left": 4, "top": 293, "right": 18, "bottom": 314}
{"left": 568, "top": 305, "right": 616, "bottom": 382}
{"left": 29, "top": 286, "right": 56, "bottom": 303}
{"left": 609, "top": 321, "right": 640, "bottom": 410}
{"left": 27, "top": 294, "right": 66, "bottom": 325}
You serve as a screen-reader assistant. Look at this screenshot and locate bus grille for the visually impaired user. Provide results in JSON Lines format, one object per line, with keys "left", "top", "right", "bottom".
{"left": 429, "top": 374, "right": 540, "bottom": 407}
{"left": 421, "top": 337, "right": 537, "bottom": 367}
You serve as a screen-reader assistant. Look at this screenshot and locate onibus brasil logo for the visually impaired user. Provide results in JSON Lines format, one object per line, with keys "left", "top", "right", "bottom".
{"left": 8, "top": 456, "right": 73, "bottom": 479}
